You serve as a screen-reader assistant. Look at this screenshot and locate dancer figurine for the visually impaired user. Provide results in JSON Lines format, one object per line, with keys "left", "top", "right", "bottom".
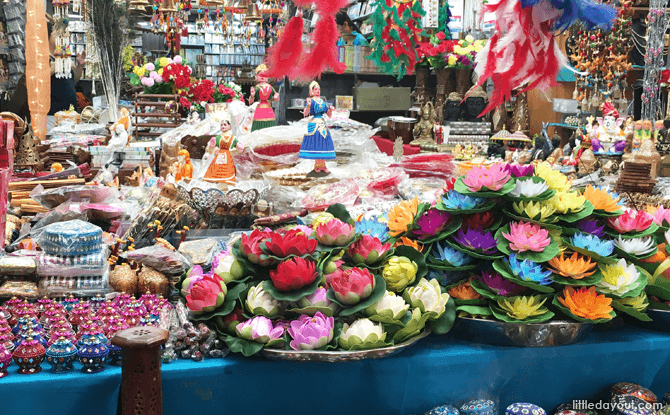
{"left": 249, "top": 64, "right": 279, "bottom": 132}
{"left": 203, "top": 114, "right": 239, "bottom": 185}
{"left": 299, "top": 81, "right": 336, "bottom": 177}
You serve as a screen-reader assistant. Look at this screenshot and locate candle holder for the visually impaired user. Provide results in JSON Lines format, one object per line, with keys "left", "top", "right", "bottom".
{"left": 77, "top": 333, "right": 110, "bottom": 373}
{"left": 12, "top": 334, "right": 46, "bottom": 374}
{"left": 46, "top": 336, "right": 77, "bottom": 373}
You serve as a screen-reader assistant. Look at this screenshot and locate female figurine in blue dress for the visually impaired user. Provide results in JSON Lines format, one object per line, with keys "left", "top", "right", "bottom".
{"left": 299, "top": 81, "right": 336, "bottom": 176}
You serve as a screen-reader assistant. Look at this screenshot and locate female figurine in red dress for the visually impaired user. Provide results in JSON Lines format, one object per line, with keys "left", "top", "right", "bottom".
{"left": 248, "top": 64, "right": 279, "bottom": 132}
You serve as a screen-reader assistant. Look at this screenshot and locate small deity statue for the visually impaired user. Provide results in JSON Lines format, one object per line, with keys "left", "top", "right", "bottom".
{"left": 188, "top": 111, "right": 201, "bottom": 125}
{"left": 299, "top": 81, "right": 336, "bottom": 177}
{"left": 633, "top": 120, "right": 652, "bottom": 153}
{"left": 445, "top": 92, "right": 462, "bottom": 122}
{"left": 108, "top": 123, "right": 129, "bottom": 149}
{"left": 249, "top": 64, "right": 279, "bottom": 132}
{"left": 463, "top": 86, "right": 488, "bottom": 122}
{"left": 596, "top": 101, "right": 626, "bottom": 146}
{"left": 175, "top": 149, "right": 193, "bottom": 182}
{"left": 203, "top": 114, "right": 239, "bottom": 184}
{"left": 411, "top": 102, "right": 437, "bottom": 146}
{"left": 548, "top": 136, "right": 563, "bottom": 164}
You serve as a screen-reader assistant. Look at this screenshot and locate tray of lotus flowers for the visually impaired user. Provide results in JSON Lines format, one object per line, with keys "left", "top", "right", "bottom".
{"left": 178, "top": 202, "right": 456, "bottom": 360}
{"left": 261, "top": 328, "right": 430, "bottom": 362}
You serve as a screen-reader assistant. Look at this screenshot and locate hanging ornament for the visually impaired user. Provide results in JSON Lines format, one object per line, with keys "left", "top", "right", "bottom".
{"left": 471, "top": 0, "right": 617, "bottom": 115}
{"left": 367, "top": 0, "right": 427, "bottom": 78}
{"left": 52, "top": 2, "right": 73, "bottom": 79}
{"left": 264, "top": 0, "right": 347, "bottom": 81}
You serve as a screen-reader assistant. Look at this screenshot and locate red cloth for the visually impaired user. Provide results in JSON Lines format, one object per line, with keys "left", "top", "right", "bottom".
{"left": 371, "top": 136, "right": 421, "bottom": 156}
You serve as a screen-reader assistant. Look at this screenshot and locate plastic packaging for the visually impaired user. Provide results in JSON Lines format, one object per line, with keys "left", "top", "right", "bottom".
{"left": 38, "top": 264, "right": 111, "bottom": 297}
{"left": 30, "top": 185, "right": 121, "bottom": 209}
{"left": 178, "top": 238, "right": 226, "bottom": 267}
{"left": 122, "top": 245, "right": 193, "bottom": 276}
{"left": 0, "top": 255, "right": 36, "bottom": 276}
{"left": 37, "top": 247, "right": 109, "bottom": 278}
{"left": 34, "top": 220, "right": 103, "bottom": 256}
{"left": 398, "top": 177, "right": 448, "bottom": 203}
{"left": 301, "top": 180, "right": 361, "bottom": 211}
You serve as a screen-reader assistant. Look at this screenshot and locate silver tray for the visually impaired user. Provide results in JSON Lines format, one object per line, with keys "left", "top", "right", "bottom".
{"left": 452, "top": 317, "right": 592, "bottom": 347}
{"left": 260, "top": 330, "right": 430, "bottom": 362}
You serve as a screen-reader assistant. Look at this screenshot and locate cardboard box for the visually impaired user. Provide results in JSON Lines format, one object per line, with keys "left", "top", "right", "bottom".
{"left": 354, "top": 87, "right": 411, "bottom": 111}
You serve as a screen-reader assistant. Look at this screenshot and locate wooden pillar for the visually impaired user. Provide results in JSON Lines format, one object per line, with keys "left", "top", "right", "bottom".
{"left": 112, "top": 327, "right": 169, "bottom": 415}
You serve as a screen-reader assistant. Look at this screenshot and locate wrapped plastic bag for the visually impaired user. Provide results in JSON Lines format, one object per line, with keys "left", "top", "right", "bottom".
{"left": 37, "top": 247, "right": 109, "bottom": 278}
{"left": 122, "top": 245, "right": 193, "bottom": 276}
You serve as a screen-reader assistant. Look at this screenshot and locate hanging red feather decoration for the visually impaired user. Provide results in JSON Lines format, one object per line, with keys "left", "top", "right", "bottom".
{"left": 263, "top": 15, "right": 304, "bottom": 79}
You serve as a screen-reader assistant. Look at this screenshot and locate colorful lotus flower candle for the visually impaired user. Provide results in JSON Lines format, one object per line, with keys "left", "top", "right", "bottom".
{"left": 331, "top": 267, "right": 376, "bottom": 304}
{"left": 534, "top": 162, "right": 571, "bottom": 192}
{"left": 240, "top": 229, "right": 275, "bottom": 266}
{"left": 338, "top": 318, "right": 387, "bottom": 350}
{"left": 441, "top": 191, "right": 487, "bottom": 210}
{"left": 597, "top": 259, "right": 642, "bottom": 297}
{"left": 508, "top": 164, "right": 534, "bottom": 177}
{"left": 615, "top": 292, "right": 649, "bottom": 312}
{"left": 393, "top": 237, "right": 424, "bottom": 252}
{"left": 382, "top": 256, "right": 418, "bottom": 292}
{"left": 479, "top": 271, "right": 526, "bottom": 296}
{"left": 607, "top": 210, "right": 653, "bottom": 233}
{"left": 432, "top": 241, "right": 473, "bottom": 267}
{"left": 497, "top": 296, "right": 549, "bottom": 320}
{"left": 263, "top": 229, "right": 318, "bottom": 258}
{"left": 502, "top": 221, "right": 551, "bottom": 253}
{"left": 576, "top": 219, "right": 606, "bottom": 238}
{"left": 571, "top": 233, "right": 614, "bottom": 257}
{"left": 404, "top": 278, "right": 450, "bottom": 316}
{"left": 547, "top": 253, "right": 597, "bottom": 280}
{"left": 558, "top": 286, "right": 613, "bottom": 320}
{"left": 287, "top": 312, "right": 334, "bottom": 350}
{"left": 413, "top": 209, "right": 452, "bottom": 239}
{"left": 583, "top": 185, "right": 622, "bottom": 212}
{"left": 269, "top": 257, "right": 317, "bottom": 291}
{"left": 454, "top": 227, "right": 498, "bottom": 254}
{"left": 613, "top": 236, "right": 656, "bottom": 256}
{"left": 296, "top": 287, "right": 338, "bottom": 315}
{"left": 347, "top": 235, "right": 392, "bottom": 265}
{"left": 212, "top": 250, "right": 245, "bottom": 283}
{"left": 220, "top": 307, "right": 246, "bottom": 334}
{"left": 315, "top": 219, "right": 356, "bottom": 246}
{"left": 355, "top": 217, "right": 390, "bottom": 241}
{"left": 246, "top": 283, "right": 282, "bottom": 317}
{"left": 448, "top": 278, "right": 482, "bottom": 300}
{"left": 462, "top": 164, "right": 511, "bottom": 192}
{"left": 509, "top": 178, "right": 549, "bottom": 198}
{"left": 365, "top": 291, "right": 409, "bottom": 320}
{"left": 549, "top": 191, "right": 586, "bottom": 214}
{"left": 185, "top": 274, "right": 227, "bottom": 314}
{"left": 181, "top": 266, "right": 205, "bottom": 297}
{"left": 387, "top": 197, "right": 419, "bottom": 237}
{"left": 507, "top": 254, "right": 552, "bottom": 285}
{"left": 513, "top": 201, "right": 556, "bottom": 222}
{"left": 461, "top": 211, "right": 496, "bottom": 230}
{"left": 647, "top": 205, "right": 670, "bottom": 227}
{"left": 235, "top": 316, "right": 284, "bottom": 345}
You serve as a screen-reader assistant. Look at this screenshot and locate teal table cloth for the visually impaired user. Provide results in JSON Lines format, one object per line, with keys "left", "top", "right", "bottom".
{"left": 3, "top": 328, "right": 670, "bottom": 415}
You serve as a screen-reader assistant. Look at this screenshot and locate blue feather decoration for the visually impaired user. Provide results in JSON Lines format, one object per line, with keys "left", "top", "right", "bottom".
{"left": 517, "top": 0, "right": 617, "bottom": 32}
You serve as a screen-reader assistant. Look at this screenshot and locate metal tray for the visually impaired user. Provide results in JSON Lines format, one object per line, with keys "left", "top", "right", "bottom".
{"left": 452, "top": 317, "right": 592, "bottom": 347}
{"left": 260, "top": 330, "right": 430, "bottom": 362}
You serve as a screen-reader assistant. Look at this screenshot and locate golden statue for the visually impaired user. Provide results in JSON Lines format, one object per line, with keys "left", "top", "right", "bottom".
{"left": 411, "top": 101, "right": 437, "bottom": 147}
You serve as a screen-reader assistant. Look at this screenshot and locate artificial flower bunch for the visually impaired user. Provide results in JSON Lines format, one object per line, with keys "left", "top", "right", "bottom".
{"left": 416, "top": 31, "right": 456, "bottom": 69}
{"left": 129, "top": 55, "right": 191, "bottom": 94}
{"left": 180, "top": 80, "right": 244, "bottom": 113}
{"left": 177, "top": 206, "right": 455, "bottom": 356}
{"left": 445, "top": 36, "right": 486, "bottom": 70}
